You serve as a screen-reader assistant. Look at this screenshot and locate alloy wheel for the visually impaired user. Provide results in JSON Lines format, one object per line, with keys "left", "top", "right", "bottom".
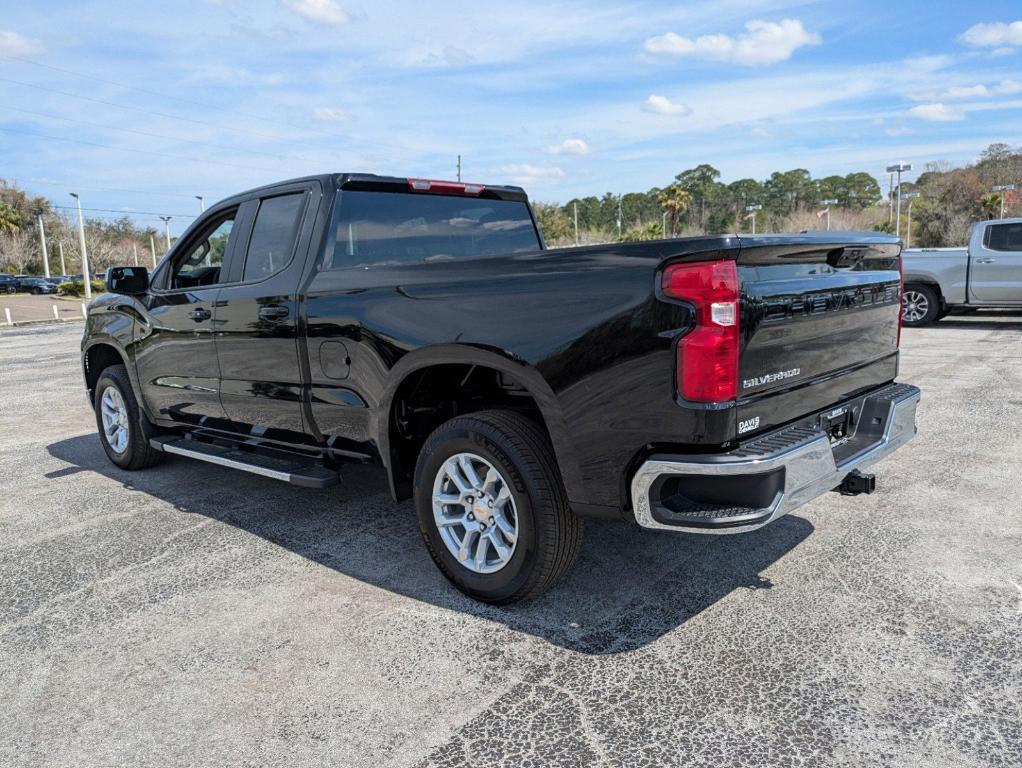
{"left": 902, "top": 290, "right": 929, "bottom": 323}
{"left": 100, "top": 386, "right": 130, "bottom": 454}
{"left": 431, "top": 452, "right": 518, "bottom": 574}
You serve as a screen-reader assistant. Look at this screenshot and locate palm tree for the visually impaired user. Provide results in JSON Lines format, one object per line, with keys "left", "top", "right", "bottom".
{"left": 656, "top": 184, "right": 691, "bottom": 237}
{"left": 0, "top": 202, "right": 22, "bottom": 234}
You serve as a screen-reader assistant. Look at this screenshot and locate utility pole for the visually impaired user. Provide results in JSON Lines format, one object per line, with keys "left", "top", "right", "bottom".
{"left": 150, "top": 235, "right": 158, "bottom": 267}
{"left": 887, "top": 163, "right": 911, "bottom": 238}
{"left": 195, "top": 195, "right": 205, "bottom": 213}
{"left": 160, "top": 216, "right": 173, "bottom": 251}
{"left": 456, "top": 155, "right": 461, "bottom": 182}
{"left": 662, "top": 210, "right": 667, "bottom": 237}
{"left": 132, "top": 243, "right": 139, "bottom": 266}
{"left": 573, "top": 202, "right": 579, "bottom": 246}
{"left": 69, "top": 192, "right": 92, "bottom": 300}
{"left": 34, "top": 209, "right": 51, "bottom": 278}
{"left": 616, "top": 197, "right": 622, "bottom": 238}
{"left": 992, "top": 184, "right": 1015, "bottom": 219}
{"left": 903, "top": 192, "right": 921, "bottom": 248}
{"left": 58, "top": 241, "right": 66, "bottom": 276}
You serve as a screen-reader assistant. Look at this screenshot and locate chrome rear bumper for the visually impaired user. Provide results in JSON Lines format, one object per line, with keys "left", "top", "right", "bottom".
{"left": 630, "top": 383, "right": 920, "bottom": 534}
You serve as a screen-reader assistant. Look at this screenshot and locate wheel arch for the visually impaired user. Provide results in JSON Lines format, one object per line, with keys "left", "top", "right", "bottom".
{"left": 378, "top": 345, "right": 583, "bottom": 504}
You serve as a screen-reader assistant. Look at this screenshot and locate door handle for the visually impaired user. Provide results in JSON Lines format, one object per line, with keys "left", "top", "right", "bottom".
{"left": 975, "top": 258, "right": 996, "bottom": 264}
{"left": 189, "top": 308, "right": 212, "bottom": 322}
{"left": 258, "top": 304, "right": 290, "bottom": 321}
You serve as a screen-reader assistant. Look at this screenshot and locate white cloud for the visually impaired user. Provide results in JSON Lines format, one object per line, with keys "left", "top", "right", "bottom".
{"left": 499, "top": 164, "right": 566, "bottom": 186}
{"left": 546, "top": 138, "right": 590, "bottom": 155}
{"left": 908, "top": 103, "right": 965, "bottom": 122}
{"left": 643, "top": 94, "right": 690, "bottom": 116}
{"left": 961, "top": 20, "right": 1022, "bottom": 48}
{"left": 943, "top": 84, "right": 989, "bottom": 99}
{"left": 885, "top": 126, "right": 914, "bottom": 137}
{"left": 280, "top": 0, "right": 349, "bottom": 25}
{"left": 404, "top": 45, "right": 475, "bottom": 69}
{"left": 312, "top": 106, "right": 352, "bottom": 122}
{"left": 924, "top": 79, "right": 1022, "bottom": 100}
{"left": 0, "top": 30, "right": 45, "bottom": 57}
{"left": 643, "top": 19, "right": 821, "bottom": 66}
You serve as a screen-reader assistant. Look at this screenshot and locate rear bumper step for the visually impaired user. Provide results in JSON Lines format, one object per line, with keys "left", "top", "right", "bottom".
{"left": 630, "top": 382, "right": 920, "bottom": 533}
{"left": 150, "top": 436, "right": 339, "bottom": 489}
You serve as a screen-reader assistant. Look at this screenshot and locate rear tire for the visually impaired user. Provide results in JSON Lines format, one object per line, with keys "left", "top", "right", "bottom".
{"left": 902, "top": 284, "right": 940, "bottom": 327}
{"left": 94, "top": 364, "right": 164, "bottom": 470}
{"left": 414, "top": 410, "right": 583, "bottom": 604}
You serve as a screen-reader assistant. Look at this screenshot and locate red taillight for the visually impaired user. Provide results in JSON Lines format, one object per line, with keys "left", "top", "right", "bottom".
{"left": 662, "top": 260, "right": 740, "bottom": 403}
{"left": 896, "top": 253, "right": 904, "bottom": 347}
{"left": 407, "top": 178, "right": 485, "bottom": 196}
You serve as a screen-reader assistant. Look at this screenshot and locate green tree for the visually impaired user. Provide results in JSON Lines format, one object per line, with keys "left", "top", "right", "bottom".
{"left": 0, "top": 201, "right": 21, "bottom": 233}
{"left": 764, "top": 169, "right": 814, "bottom": 218}
{"left": 532, "top": 202, "right": 573, "bottom": 244}
{"left": 843, "top": 172, "right": 881, "bottom": 208}
{"left": 656, "top": 184, "right": 692, "bottom": 237}
{"left": 674, "top": 164, "right": 723, "bottom": 231}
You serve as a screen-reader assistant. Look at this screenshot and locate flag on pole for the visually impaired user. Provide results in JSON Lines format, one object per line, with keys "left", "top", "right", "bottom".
{"left": 816, "top": 207, "right": 830, "bottom": 219}
{"left": 744, "top": 211, "right": 757, "bottom": 220}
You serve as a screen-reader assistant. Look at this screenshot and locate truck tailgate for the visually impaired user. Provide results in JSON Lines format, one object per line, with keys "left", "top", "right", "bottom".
{"left": 736, "top": 235, "right": 901, "bottom": 437}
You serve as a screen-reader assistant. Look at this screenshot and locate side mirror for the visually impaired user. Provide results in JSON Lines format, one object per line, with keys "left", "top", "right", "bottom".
{"left": 105, "top": 266, "right": 149, "bottom": 295}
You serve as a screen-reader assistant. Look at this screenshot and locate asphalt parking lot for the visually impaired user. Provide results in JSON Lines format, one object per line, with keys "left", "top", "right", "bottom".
{"left": 1, "top": 316, "right": 1020, "bottom": 767}
{"left": 0, "top": 293, "right": 87, "bottom": 325}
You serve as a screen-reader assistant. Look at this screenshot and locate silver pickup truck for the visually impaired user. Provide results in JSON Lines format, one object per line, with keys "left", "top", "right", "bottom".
{"left": 902, "top": 217, "right": 1022, "bottom": 326}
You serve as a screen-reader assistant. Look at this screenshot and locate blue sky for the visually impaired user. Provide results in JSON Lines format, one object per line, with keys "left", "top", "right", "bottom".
{"left": 1, "top": 1, "right": 1021, "bottom": 235}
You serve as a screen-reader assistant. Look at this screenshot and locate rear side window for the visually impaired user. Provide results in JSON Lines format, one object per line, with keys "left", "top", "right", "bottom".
{"left": 325, "top": 191, "right": 540, "bottom": 270}
{"left": 985, "top": 223, "right": 1022, "bottom": 252}
{"left": 243, "top": 193, "right": 306, "bottom": 281}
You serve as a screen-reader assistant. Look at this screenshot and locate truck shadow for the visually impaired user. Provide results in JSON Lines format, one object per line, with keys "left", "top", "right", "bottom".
{"left": 47, "top": 434, "right": 813, "bottom": 655}
{"left": 927, "top": 311, "right": 1022, "bottom": 331}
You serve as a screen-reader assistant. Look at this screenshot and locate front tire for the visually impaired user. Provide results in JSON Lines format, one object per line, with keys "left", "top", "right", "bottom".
{"left": 414, "top": 410, "right": 583, "bottom": 604}
{"left": 902, "top": 284, "right": 940, "bottom": 327}
{"left": 94, "top": 364, "right": 164, "bottom": 470}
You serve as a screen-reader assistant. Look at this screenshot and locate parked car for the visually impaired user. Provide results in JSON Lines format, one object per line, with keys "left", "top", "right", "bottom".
{"left": 81, "top": 173, "right": 920, "bottom": 603}
{"left": 18, "top": 277, "right": 59, "bottom": 295}
{"left": 0, "top": 274, "right": 16, "bottom": 294}
{"left": 901, "top": 218, "right": 1022, "bottom": 326}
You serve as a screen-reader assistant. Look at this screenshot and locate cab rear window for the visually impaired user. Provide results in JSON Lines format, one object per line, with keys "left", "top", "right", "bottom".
{"left": 325, "top": 191, "right": 540, "bottom": 270}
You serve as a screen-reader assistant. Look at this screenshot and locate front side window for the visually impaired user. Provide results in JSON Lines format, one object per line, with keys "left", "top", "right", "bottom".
{"left": 325, "top": 191, "right": 541, "bottom": 270}
{"left": 242, "top": 193, "right": 306, "bottom": 281}
{"left": 171, "top": 213, "right": 235, "bottom": 289}
{"left": 985, "top": 223, "right": 1022, "bottom": 252}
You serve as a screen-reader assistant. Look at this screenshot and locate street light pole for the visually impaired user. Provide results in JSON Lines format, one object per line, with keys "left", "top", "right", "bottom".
{"left": 745, "top": 204, "right": 762, "bottom": 235}
{"left": 903, "top": 192, "right": 921, "bottom": 248}
{"left": 821, "top": 199, "right": 838, "bottom": 231}
{"left": 195, "top": 195, "right": 205, "bottom": 213}
{"left": 887, "top": 163, "right": 911, "bottom": 239}
{"left": 58, "top": 241, "right": 66, "bottom": 276}
{"left": 35, "top": 210, "right": 51, "bottom": 278}
{"left": 992, "top": 184, "right": 1015, "bottom": 219}
{"left": 573, "top": 202, "right": 579, "bottom": 246}
{"left": 160, "top": 216, "right": 173, "bottom": 251}
{"left": 69, "top": 193, "right": 92, "bottom": 300}
{"left": 150, "top": 235, "right": 158, "bottom": 267}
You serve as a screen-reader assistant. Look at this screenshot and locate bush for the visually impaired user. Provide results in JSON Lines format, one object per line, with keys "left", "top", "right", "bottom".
{"left": 58, "top": 279, "right": 105, "bottom": 297}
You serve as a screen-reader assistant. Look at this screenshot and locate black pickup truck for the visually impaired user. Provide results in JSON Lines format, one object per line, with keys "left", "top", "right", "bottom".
{"left": 82, "top": 173, "right": 920, "bottom": 603}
